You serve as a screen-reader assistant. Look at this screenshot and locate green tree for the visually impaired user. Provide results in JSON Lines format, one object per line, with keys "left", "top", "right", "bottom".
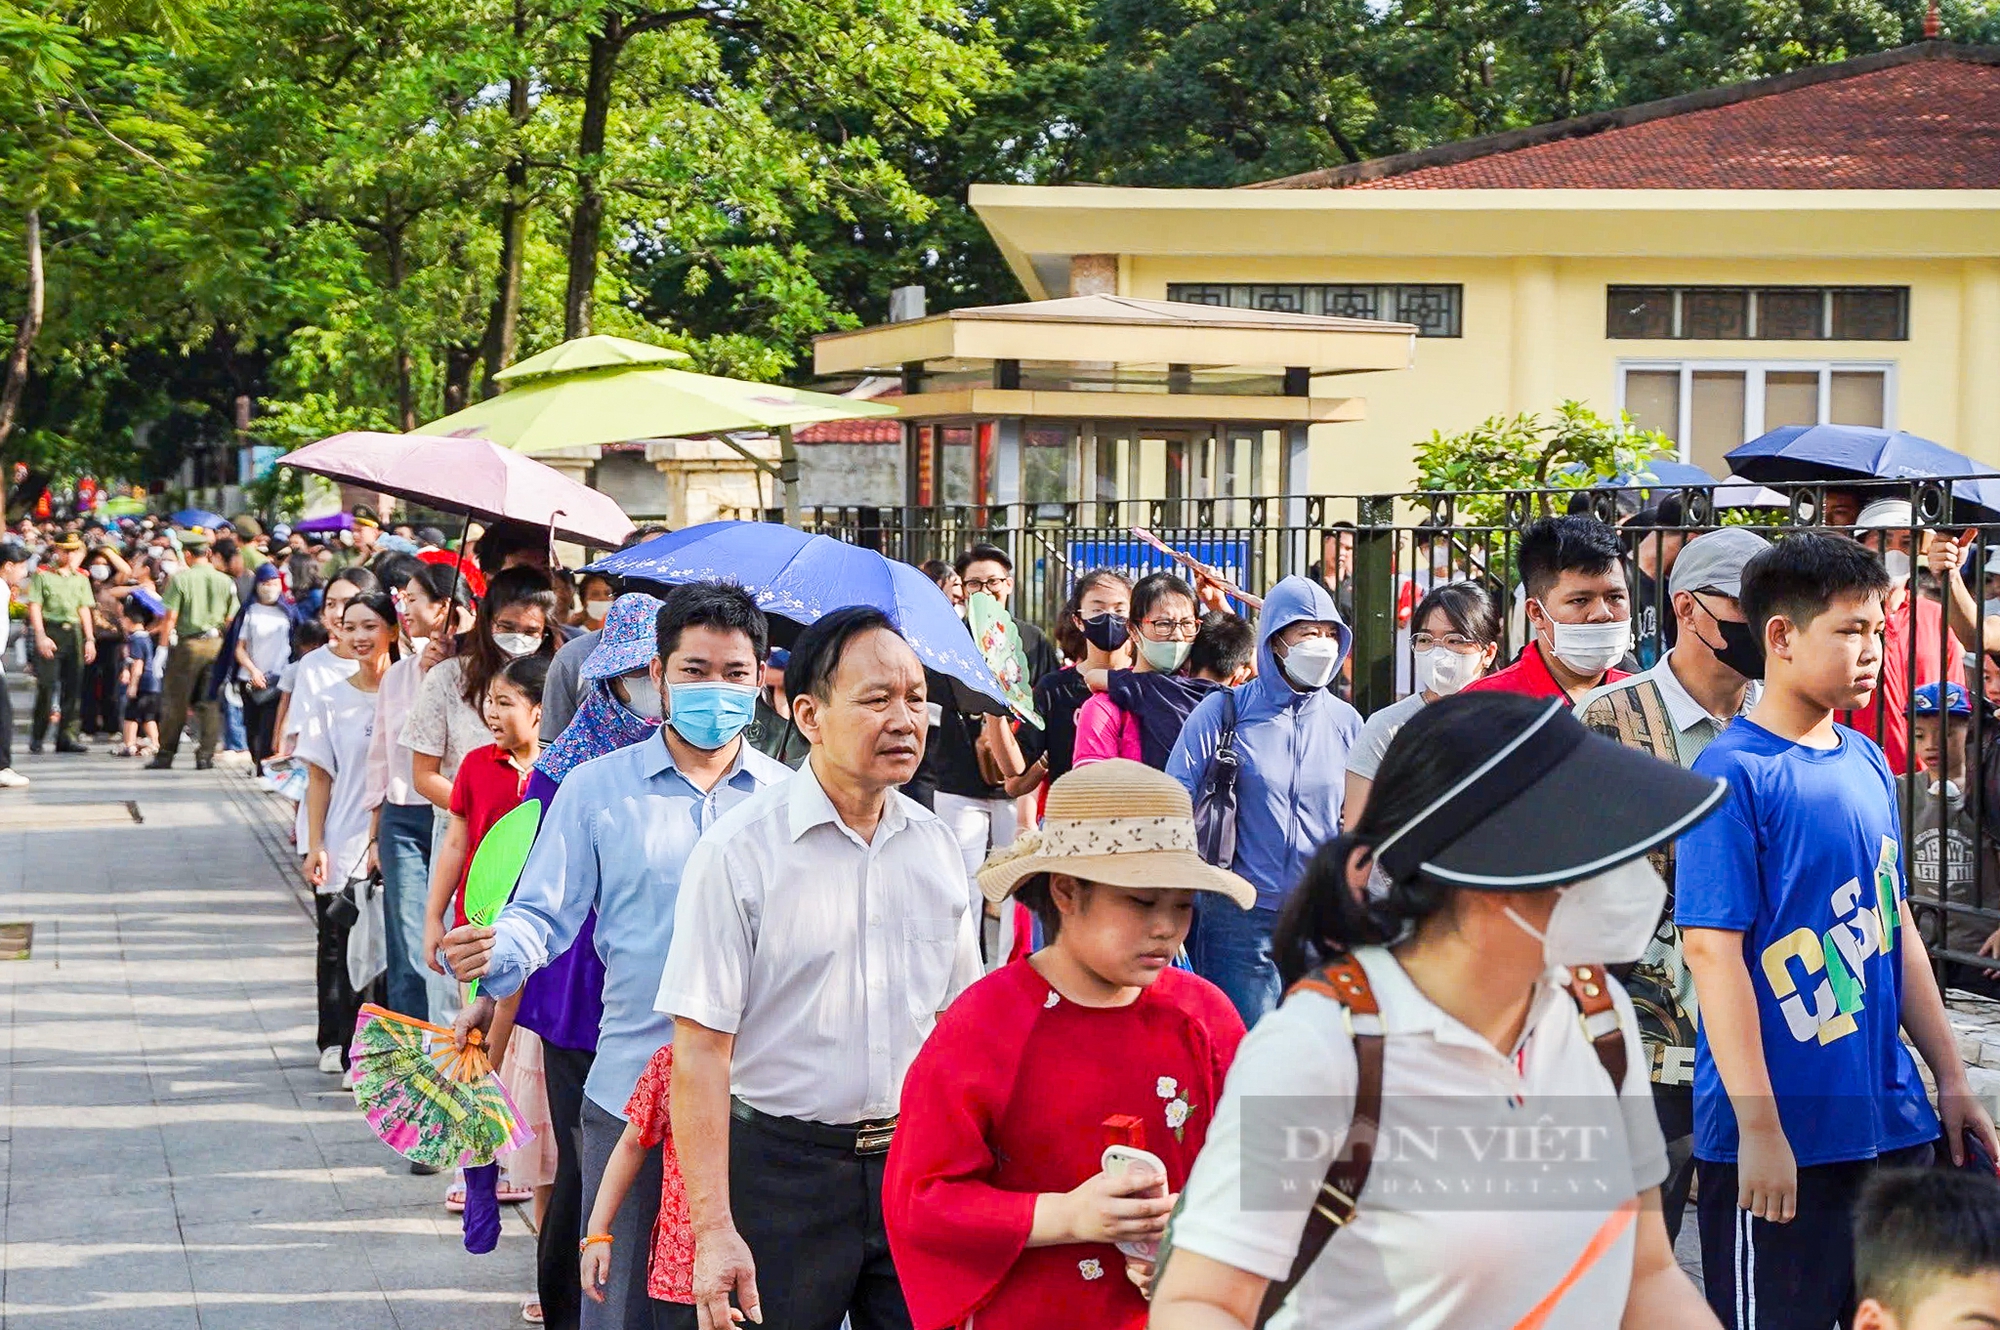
{"left": 1413, "top": 400, "right": 1674, "bottom": 524}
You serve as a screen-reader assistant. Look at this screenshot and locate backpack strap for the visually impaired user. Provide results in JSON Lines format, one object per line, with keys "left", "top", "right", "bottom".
{"left": 1253, "top": 954, "right": 1384, "bottom": 1330}
{"left": 1566, "top": 964, "right": 1628, "bottom": 1089}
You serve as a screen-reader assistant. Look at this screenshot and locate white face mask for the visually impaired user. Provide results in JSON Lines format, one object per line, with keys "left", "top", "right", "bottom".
{"left": 585, "top": 599, "right": 614, "bottom": 623}
{"left": 1503, "top": 857, "right": 1667, "bottom": 968}
{"left": 1538, "top": 610, "right": 1630, "bottom": 677}
{"left": 622, "top": 673, "right": 663, "bottom": 720}
{"left": 89, "top": 564, "right": 111, "bottom": 582}
{"left": 255, "top": 582, "right": 282, "bottom": 604}
{"left": 1415, "top": 646, "right": 1483, "bottom": 696}
{"left": 1882, "top": 549, "right": 1912, "bottom": 583}
{"left": 492, "top": 631, "right": 541, "bottom": 659}
{"left": 1280, "top": 635, "right": 1342, "bottom": 691}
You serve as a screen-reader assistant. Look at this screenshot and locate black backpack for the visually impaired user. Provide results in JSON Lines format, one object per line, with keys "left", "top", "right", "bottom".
{"left": 1193, "top": 689, "right": 1240, "bottom": 869}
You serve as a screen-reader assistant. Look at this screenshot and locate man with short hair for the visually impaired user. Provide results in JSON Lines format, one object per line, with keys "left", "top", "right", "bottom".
{"left": 1848, "top": 496, "right": 1964, "bottom": 774}
{"left": 0, "top": 539, "right": 33, "bottom": 786}
{"left": 1627, "top": 496, "right": 1689, "bottom": 670}
{"left": 443, "top": 581, "right": 791, "bottom": 1330}
{"left": 23, "top": 531, "right": 97, "bottom": 754}
{"left": 148, "top": 534, "right": 239, "bottom": 771}
{"left": 1465, "top": 514, "right": 1632, "bottom": 702}
{"left": 1575, "top": 525, "right": 1769, "bottom": 1245}
{"left": 663, "top": 606, "right": 979, "bottom": 1330}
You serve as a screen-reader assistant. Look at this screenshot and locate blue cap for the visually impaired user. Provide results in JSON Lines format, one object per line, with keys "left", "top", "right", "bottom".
{"left": 767, "top": 647, "right": 790, "bottom": 670}
{"left": 254, "top": 562, "right": 284, "bottom": 583}
{"left": 580, "top": 593, "right": 666, "bottom": 680}
{"left": 1913, "top": 681, "right": 1972, "bottom": 716}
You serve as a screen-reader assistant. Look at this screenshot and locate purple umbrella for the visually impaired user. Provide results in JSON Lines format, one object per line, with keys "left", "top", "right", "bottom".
{"left": 293, "top": 512, "right": 355, "bottom": 534}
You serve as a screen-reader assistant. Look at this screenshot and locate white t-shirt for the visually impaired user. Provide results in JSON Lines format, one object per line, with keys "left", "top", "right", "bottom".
{"left": 282, "top": 644, "right": 359, "bottom": 734}
{"left": 1169, "top": 944, "right": 1666, "bottom": 1330}
{"left": 1345, "top": 691, "right": 1429, "bottom": 782}
{"left": 291, "top": 679, "right": 379, "bottom": 893}
{"left": 237, "top": 602, "right": 293, "bottom": 683}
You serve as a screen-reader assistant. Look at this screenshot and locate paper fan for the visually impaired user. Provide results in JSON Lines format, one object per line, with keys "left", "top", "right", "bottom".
{"left": 348, "top": 1005, "right": 535, "bottom": 1170}
{"left": 966, "top": 593, "right": 1042, "bottom": 728}
{"left": 461, "top": 798, "right": 542, "bottom": 998}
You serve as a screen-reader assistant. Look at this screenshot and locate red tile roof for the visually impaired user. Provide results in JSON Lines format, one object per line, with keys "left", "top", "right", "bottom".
{"left": 795, "top": 384, "right": 902, "bottom": 444}
{"left": 1253, "top": 44, "right": 2000, "bottom": 190}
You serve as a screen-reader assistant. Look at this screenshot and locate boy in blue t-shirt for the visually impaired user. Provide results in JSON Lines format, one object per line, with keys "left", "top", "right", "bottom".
{"left": 1678, "top": 533, "right": 1998, "bottom": 1330}
{"left": 118, "top": 600, "right": 161, "bottom": 757}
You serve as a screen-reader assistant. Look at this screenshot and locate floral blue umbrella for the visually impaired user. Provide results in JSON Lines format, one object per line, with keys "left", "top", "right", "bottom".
{"left": 585, "top": 521, "right": 1011, "bottom": 712}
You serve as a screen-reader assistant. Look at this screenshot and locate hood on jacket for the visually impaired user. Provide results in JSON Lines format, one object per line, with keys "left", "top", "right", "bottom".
{"left": 1252, "top": 575, "right": 1352, "bottom": 704}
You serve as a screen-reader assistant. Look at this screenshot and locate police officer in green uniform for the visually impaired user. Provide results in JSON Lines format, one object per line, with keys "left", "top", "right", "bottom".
{"left": 148, "top": 532, "right": 240, "bottom": 771}
{"left": 24, "top": 532, "right": 97, "bottom": 754}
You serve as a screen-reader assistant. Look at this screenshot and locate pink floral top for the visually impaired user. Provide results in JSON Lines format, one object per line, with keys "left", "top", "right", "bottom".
{"left": 624, "top": 1044, "right": 695, "bottom": 1303}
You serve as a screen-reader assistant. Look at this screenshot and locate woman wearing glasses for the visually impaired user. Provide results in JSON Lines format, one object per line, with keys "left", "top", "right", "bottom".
{"left": 1072, "top": 573, "right": 1204, "bottom": 768}
{"left": 1342, "top": 581, "right": 1500, "bottom": 830}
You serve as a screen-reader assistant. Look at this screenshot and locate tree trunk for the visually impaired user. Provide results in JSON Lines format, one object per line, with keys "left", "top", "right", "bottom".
{"left": 0, "top": 208, "right": 45, "bottom": 514}
{"left": 480, "top": 3, "right": 533, "bottom": 394}
{"left": 563, "top": 17, "right": 625, "bottom": 339}
{"left": 443, "top": 345, "right": 480, "bottom": 413}
{"left": 384, "top": 224, "right": 417, "bottom": 431}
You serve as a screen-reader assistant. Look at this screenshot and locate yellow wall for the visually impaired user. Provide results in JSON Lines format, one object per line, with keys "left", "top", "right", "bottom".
{"left": 1123, "top": 253, "right": 1999, "bottom": 496}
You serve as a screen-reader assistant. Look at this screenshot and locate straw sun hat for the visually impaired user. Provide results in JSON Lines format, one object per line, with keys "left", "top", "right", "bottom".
{"left": 976, "top": 759, "right": 1256, "bottom": 909}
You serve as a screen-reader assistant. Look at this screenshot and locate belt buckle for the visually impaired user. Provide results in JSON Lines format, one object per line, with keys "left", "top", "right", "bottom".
{"left": 853, "top": 1122, "right": 896, "bottom": 1156}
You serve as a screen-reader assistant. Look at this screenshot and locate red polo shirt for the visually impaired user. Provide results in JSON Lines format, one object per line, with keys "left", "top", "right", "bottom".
{"left": 1462, "top": 641, "right": 1629, "bottom": 701}
{"left": 1841, "top": 589, "right": 1962, "bottom": 776}
{"left": 448, "top": 742, "right": 532, "bottom": 928}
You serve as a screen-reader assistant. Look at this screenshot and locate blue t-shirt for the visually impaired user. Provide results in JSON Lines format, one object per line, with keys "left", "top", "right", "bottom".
{"left": 1676, "top": 719, "right": 1938, "bottom": 1165}
{"left": 126, "top": 632, "right": 159, "bottom": 695}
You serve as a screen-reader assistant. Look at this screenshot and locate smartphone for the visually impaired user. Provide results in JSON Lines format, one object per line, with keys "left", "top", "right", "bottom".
{"left": 1101, "top": 1144, "right": 1168, "bottom": 1261}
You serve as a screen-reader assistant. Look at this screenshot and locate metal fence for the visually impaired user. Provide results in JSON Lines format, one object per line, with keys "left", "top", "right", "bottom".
{"left": 753, "top": 482, "right": 2000, "bottom": 993}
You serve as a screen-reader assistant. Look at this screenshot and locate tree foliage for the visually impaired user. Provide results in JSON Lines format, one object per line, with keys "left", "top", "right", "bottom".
{"left": 1413, "top": 400, "right": 1674, "bottom": 524}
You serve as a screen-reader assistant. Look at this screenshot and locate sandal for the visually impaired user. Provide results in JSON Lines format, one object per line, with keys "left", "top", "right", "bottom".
{"left": 521, "top": 1300, "right": 544, "bottom": 1325}
{"left": 495, "top": 1183, "right": 535, "bottom": 1204}
{"left": 444, "top": 1189, "right": 466, "bottom": 1213}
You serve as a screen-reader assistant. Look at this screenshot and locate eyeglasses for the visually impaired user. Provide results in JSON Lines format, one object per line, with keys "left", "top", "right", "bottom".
{"left": 962, "top": 575, "right": 1012, "bottom": 594}
{"left": 1410, "top": 632, "right": 1482, "bottom": 652}
{"left": 1141, "top": 617, "right": 1200, "bottom": 640}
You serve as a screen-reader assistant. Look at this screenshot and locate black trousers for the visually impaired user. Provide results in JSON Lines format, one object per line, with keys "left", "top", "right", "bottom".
{"left": 1696, "top": 1138, "right": 1936, "bottom": 1330}
{"left": 730, "top": 1110, "right": 910, "bottom": 1330}
{"left": 314, "top": 891, "right": 363, "bottom": 1059}
{"left": 1653, "top": 1083, "right": 1696, "bottom": 1247}
{"left": 539, "top": 1041, "right": 595, "bottom": 1330}
{"left": 0, "top": 667, "right": 13, "bottom": 769}
{"left": 242, "top": 686, "right": 281, "bottom": 770}
{"left": 82, "top": 637, "right": 124, "bottom": 734}
{"left": 31, "top": 621, "right": 84, "bottom": 745}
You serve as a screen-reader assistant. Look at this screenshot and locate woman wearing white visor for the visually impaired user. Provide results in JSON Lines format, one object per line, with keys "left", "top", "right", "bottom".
{"left": 1150, "top": 690, "right": 1727, "bottom": 1330}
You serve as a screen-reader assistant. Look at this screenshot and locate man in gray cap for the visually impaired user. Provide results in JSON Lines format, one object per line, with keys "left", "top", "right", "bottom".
{"left": 1574, "top": 523, "right": 1770, "bottom": 1247}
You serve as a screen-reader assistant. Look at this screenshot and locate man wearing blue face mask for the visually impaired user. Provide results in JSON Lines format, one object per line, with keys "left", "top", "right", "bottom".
{"left": 442, "top": 580, "right": 791, "bottom": 1330}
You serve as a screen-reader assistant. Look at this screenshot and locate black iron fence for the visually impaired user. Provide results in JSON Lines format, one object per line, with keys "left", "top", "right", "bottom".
{"left": 752, "top": 482, "right": 2000, "bottom": 993}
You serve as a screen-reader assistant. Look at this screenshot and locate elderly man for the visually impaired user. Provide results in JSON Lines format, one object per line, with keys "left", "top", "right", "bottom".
{"left": 662, "top": 606, "right": 980, "bottom": 1330}
{"left": 1575, "top": 525, "right": 1769, "bottom": 1246}
{"left": 443, "top": 581, "right": 791, "bottom": 1330}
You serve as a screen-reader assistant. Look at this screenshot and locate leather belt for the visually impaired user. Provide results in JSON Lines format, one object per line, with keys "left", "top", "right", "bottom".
{"left": 730, "top": 1097, "right": 897, "bottom": 1156}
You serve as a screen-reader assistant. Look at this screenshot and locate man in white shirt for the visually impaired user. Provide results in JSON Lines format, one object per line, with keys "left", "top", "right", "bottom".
{"left": 659, "top": 606, "right": 981, "bottom": 1330}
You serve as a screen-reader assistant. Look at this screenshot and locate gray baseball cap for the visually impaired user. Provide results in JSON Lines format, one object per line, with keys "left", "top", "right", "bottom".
{"left": 1668, "top": 527, "right": 1772, "bottom": 600}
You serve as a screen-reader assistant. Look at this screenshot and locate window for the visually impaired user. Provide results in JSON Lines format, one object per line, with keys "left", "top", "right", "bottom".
{"left": 1605, "top": 286, "right": 1908, "bottom": 340}
{"left": 1168, "top": 283, "right": 1463, "bottom": 337}
{"left": 1618, "top": 361, "right": 1893, "bottom": 477}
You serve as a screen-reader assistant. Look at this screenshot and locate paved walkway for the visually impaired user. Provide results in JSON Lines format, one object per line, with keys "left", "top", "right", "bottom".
{"left": 0, "top": 690, "right": 535, "bottom": 1328}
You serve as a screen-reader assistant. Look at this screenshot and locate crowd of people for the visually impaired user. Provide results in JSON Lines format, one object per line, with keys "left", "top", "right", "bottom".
{"left": 10, "top": 494, "right": 2000, "bottom": 1330}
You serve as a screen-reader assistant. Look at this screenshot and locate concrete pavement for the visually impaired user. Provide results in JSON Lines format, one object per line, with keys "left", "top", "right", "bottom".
{"left": 0, "top": 698, "right": 536, "bottom": 1329}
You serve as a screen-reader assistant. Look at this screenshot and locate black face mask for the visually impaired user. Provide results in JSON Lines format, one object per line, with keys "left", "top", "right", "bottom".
{"left": 1082, "top": 612, "right": 1130, "bottom": 652}
{"left": 1693, "top": 596, "right": 1764, "bottom": 681}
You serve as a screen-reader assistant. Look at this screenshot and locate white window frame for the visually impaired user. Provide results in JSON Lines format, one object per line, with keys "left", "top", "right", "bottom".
{"left": 1614, "top": 358, "right": 1899, "bottom": 462}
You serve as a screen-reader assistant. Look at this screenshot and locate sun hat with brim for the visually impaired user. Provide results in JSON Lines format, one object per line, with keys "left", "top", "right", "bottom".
{"left": 1371, "top": 693, "right": 1726, "bottom": 891}
{"left": 976, "top": 759, "right": 1257, "bottom": 909}
{"left": 580, "top": 592, "right": 667, "bottom": 680}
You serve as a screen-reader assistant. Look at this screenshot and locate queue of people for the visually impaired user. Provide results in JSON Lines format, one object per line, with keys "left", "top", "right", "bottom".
{"left": 12, "top": 497, "right": 2000, "bottom": 1330}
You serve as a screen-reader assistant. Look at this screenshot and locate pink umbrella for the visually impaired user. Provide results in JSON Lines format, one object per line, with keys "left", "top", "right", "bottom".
{"left": 281, "top": 432, "right": 635, "bottom": 548}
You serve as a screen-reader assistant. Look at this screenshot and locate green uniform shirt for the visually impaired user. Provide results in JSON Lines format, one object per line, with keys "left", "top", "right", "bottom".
{"left": 163, "top": 564, "right": 240, "bottom": 636}
{"left": 23, "top": 569, "right": 94, "bottom": 626}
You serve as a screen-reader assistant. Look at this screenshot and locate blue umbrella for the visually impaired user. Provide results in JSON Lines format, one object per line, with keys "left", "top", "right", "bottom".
{"left": 170, "top": 507, "right": 231, "bottom": 530}
{"left": 585, "top": 521, "right": 1010, "bottom": 709}
{"left": 1553, "top": 459, "right": 1717, "bottom": 489}
{"left": 1726, "top": 425, "right": 1996, "bottom": 486}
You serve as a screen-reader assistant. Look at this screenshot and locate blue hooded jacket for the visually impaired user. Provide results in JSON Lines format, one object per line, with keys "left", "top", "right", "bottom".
{"left": 1167, "top": 576, "right": 1361, "bottom": 910}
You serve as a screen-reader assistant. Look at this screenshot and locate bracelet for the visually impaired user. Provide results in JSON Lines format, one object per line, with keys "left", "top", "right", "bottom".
{"left": 579, "top": 1234, "right": 613, "bottom": 1254}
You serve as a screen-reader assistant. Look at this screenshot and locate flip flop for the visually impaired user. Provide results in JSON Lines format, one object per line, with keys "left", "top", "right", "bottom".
{"left": 495, "top": 1184, "right": 535, "bottom": 1204}
{"left": 521, "top": 1300, "right": 544, "bottom": 1325}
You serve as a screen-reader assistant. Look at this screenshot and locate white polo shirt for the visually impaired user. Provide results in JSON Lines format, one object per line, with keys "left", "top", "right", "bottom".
{"left": 1169, "top": 943, "right": 1667, "bottom": 1330}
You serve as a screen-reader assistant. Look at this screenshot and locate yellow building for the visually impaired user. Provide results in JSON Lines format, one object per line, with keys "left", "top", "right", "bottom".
{"left": 969, "top": 42, "right": 2000, "bottom": 495}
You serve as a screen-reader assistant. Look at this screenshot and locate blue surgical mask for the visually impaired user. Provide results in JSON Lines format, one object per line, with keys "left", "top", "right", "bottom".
{"left": 667, "top": 681, "right": 760, "bottom": 750}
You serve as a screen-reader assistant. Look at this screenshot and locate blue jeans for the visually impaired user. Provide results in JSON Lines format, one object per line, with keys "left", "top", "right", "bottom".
{"left": 377, "top": 800, "right": 437, "bottom": 1020}
{"left": 1193, "top": 898, "right": 1282, "bottom": 1028}
{"left": 222, "top": 691, "right": 247, "bottom": 752}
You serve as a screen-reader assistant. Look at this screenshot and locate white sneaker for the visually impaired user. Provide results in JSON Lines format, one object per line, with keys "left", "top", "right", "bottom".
{"left": 318, "top": 1046, "right": 344, "bottom": 1075}
{"left": 0, "top": 768, "right": 26, "bottom": 788}
{"left": 341, "top": 1065, "right": 357, "bottom": 1090}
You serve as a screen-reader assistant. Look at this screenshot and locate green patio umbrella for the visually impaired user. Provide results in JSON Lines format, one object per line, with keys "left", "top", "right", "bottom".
{"left": 99, "top": 495, "right": 149, "bottom": 518}
{"left": 417, "top": 334, "right": 898, "bottom": 527}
